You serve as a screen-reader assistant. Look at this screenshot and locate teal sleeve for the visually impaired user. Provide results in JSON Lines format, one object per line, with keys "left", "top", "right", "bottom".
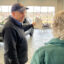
{"left": 31, "top": 46, "right": 45, "bottom": 64}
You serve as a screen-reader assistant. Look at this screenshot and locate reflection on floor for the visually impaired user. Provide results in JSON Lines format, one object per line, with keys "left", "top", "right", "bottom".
{"left": 0, "top": 29, "right": 53, "bottom": 64}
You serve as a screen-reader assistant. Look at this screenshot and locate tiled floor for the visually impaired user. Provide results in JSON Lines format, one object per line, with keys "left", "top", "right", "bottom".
{"left": 0, "top": 29, "right": 53, "bottom": 64}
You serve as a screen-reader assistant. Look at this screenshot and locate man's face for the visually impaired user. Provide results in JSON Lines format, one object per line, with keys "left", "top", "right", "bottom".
{"left": 14, "top": 10, "right": 26, "bottom": 22}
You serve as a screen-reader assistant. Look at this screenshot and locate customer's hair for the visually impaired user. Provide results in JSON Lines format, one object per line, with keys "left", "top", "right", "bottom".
{"left": 52, "top": 11, "right": 64, "bottom": 40}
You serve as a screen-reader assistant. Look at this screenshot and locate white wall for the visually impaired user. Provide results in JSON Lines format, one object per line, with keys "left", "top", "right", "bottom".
{"left": 0, "top": 0, "right": 17, "bottom": 5}
{"left": 0, "top": 0, "right": 64, "bottom": 12}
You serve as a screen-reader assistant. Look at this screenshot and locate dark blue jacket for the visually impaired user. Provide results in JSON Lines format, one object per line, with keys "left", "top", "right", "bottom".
{"left": 2, "top": 16, "right": 33, "bottom": 64}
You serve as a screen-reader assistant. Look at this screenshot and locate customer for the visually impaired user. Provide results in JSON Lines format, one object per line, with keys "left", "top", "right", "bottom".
{"left": 2, "top": 3, "right": 35, "bottom": 64}
{"left": 31, "top": 11, "right": 64, "bottom": 64}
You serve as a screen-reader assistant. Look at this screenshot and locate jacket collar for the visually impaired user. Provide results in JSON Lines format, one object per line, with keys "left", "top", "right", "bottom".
{"left": 48, "top": 38, "right": 64, "bottom": 45}
{"left": 8, "top": 16, "right": 22, "bottom": 27}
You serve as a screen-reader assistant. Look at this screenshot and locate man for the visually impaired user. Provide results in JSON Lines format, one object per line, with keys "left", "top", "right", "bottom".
{"left": 2, "top": 3, "right": 35, "bottom": 64}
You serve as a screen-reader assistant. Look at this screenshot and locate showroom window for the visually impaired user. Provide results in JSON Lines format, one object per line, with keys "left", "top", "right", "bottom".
{"left": 0, "top": 6, "right": 55, "bottom": 25}
{"left": 27, "top": 6, "right": 55, "bottom": 24}
{"left": 0, "top": 6, "right": 11, "bottom": 24}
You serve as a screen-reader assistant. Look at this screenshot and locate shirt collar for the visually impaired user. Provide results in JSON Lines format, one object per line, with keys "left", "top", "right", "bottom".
{"left": 10, "top": 16, "right": 22, "bottom": 27}
{"left": 47, "top": 38, "right": 64, "bottom": 46}
{"left": 14, "top": 19, "right": 22, "bottom": 26}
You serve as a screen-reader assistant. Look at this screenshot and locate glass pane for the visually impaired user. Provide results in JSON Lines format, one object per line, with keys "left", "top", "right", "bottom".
{"left": 27, "top": 6, "right": 34, "bottom": 12}
{"left": 34, "top": 6, "right": 40, "bottom": 12}
{"left": 1, "top": 6, "right": 9, "bottom": 12}
{"left": 0, "top": 6, "right": 11, "bottom": 24}
{"left": 0, "top": 7, "right": 2, "bottom": 12}
{"left": 8, "top": 6, "right": 12, "bottom": 12}
{"left": 48, "top": 7, "right": 55, "bottom": 12}
{"left": 41, "top": 7, "right": 48, "bottom": 12}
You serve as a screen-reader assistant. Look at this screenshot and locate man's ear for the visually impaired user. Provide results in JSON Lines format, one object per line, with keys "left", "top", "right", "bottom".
{"left": 12, "top": 12, "right": 15, "bottom": 17}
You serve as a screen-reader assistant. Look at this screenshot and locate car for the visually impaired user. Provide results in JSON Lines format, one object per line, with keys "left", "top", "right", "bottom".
{"left": 42, "top": 23, "right": 50, "bottom": 28}
{"left": 0, "top": 17, "right": 34, "bottom": 41}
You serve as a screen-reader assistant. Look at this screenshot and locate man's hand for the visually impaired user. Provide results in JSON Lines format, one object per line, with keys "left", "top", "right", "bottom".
{"left": 32, "top": 21, "right": 36, "bottom": 26}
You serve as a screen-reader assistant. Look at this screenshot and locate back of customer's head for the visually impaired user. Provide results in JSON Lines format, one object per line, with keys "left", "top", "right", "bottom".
{"left": 52, "top": 11, "right": 64, "bottom": 40}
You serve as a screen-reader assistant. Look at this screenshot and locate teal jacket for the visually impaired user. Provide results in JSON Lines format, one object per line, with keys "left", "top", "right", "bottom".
{"left": 31, "top": 38, "right": 64, "bottom": 64}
